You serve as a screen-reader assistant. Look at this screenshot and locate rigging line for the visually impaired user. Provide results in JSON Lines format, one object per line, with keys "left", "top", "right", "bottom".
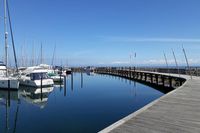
{"left": 6, "top": 0, "right": 19, "bottom": 73}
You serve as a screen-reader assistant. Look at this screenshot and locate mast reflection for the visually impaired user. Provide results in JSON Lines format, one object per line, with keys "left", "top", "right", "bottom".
{"left": 0, "top": 90, "right": 20, "bottom": 133}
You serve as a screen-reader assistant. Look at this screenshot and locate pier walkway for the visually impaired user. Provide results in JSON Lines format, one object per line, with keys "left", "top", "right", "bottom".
{"left": 98, "top": 69, "right": 200, "bottom": 133}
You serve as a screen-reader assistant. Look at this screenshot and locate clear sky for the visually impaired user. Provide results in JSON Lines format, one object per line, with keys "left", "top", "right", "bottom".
{"left": 0, "top": 0, "right": 200, "bottom": 67}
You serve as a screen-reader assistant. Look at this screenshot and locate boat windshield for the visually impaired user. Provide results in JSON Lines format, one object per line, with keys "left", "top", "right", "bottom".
{"left": 30, "top": 72, "right": 49, "bottom": 80}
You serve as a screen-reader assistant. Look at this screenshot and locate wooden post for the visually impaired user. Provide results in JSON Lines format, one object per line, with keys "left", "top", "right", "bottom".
{"left": 145, "top": 73, "right": 147, "bottom": 81}
{"left": 156, "top": 75, "right": 159, "bottom": 85}
{"left": 169, "top": 77, "right": 172, "bottom": 88}
{"left": 140, "top": 72, "right": 142, "bottom": 80}
{"left": 162, "top": 76, "right": 165, "bottom": 87}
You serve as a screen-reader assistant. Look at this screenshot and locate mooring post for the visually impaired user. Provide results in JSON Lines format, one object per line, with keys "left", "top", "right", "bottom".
{"left": 71, "top": 72, "right": 74, "bottom": 91}
{"left": 8, "top": 79, "right": 10, "bottom": 90}
{"left": 81, "top": 71, "right": 83, "bottom": 88}
{"left": 8, "top": 80, "right": 10, "bottom": 106}
{"left": 64, "top": 76, "right": 66, "bottom": 96}
{"left": 40, "top": 76, "right": 43, "bottom": 101}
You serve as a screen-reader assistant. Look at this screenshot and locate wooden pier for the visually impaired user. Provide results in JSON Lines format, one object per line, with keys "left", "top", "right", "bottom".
{"left": 95, "top": 67, "right": 200, "bottom": 133}
{"left": 95, "top": 68, "right": 186, "bottom": 90}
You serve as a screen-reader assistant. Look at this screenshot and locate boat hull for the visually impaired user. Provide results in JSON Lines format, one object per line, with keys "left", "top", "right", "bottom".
{"left": 0, "top": 78, "right": 19, "bottom": 90}
{"left": 19, "top": 78, "right": 54, "bottom": 87}
{"left": 51, "top": 76, "right": 64, "bottom": 82}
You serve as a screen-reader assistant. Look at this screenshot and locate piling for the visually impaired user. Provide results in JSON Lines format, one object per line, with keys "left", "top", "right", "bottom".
{"left": 8, "top": 80, "right": 10, "bottom": 106}
{"left": 40, "top": 77, "right": 43, "bottom": 101}
{"left": 81, "top": 72, "right": 83, "bottom": 88}
{"left": 71, "top": 72, "right": 74, "bottom": 91}
{"left": 64, "top": 76, "right": 67, "bottom": 96}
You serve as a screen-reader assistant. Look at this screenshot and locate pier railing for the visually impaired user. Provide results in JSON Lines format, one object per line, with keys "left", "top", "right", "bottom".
{"left": 93, "top": 67, "right": 200, "bottom": 76}
{"left": 94, "top": 67, "right": 186, "bottom": 91}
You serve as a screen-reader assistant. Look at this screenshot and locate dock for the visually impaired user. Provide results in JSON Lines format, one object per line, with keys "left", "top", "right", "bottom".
{"left": 95, "top": 68, "right": 200, "bottom": 133}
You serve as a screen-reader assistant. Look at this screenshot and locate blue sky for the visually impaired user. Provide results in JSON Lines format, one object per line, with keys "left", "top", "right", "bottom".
{"left": 0, "top": 0, "right": 200, "bottom": 67}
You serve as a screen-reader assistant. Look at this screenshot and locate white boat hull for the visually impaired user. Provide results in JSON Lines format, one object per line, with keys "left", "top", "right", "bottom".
{"left": 19, "top": 79, "right": 54, "bottom": 87}
{"left": 51, "top": 76, "right": 64, "bottom": 82}
{"left": 0, "top": 77, "right": 19, "bottom": 89}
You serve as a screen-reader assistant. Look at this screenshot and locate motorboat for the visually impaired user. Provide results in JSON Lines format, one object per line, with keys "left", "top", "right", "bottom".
{"left": 38, "top": 64, "right": 64, "bottom": 82}
{"left": 48, "top": 73, "right": 64, "bottom": 82}
{"left": 19, "top": 68, "right": 54, "bottom": 87}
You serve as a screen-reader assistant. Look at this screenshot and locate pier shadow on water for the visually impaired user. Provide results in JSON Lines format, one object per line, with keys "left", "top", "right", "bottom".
{"left": 0, "top": 72, "right": 165, "bottom": 133}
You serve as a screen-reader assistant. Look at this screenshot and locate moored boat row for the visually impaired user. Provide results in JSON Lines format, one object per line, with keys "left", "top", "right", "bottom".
{"left": 0, "top": 61, "right": 71, "bottom": 90}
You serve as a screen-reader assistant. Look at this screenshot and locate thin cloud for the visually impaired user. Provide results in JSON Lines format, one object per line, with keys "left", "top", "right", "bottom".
{"left": 102, "top": 36, "right": 200, "bottom": 43}
{"left": 111, "top": 61, "right": 129, "bottom": 64}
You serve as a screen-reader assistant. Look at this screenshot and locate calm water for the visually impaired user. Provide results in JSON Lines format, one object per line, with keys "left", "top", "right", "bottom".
{"left": 0, "top": 73, "right": 164, "bottom": 133}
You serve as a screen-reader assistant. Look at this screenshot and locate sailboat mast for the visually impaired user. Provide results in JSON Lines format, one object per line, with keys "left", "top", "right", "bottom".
{"left": 4, "top": 0, "right": 8, "bottom": 76}
{"left": 163, "top": 52, "right": 169, "bottom": 75}
{"left": 40, "top": 43, "right": 43, "bottom": 64}
{"left": 51, "top": 44, "right": 56, "bottom": 66}
{"left": 32, "top": 42, "right": 35, "bottom": 66}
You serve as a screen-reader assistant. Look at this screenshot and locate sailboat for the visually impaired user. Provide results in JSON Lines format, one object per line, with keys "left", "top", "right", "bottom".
{"left": 0, "top": 0, "right": 19, "bottom": 90}
{"left": 0, "top": 61, "right": 19, "bottom": 89}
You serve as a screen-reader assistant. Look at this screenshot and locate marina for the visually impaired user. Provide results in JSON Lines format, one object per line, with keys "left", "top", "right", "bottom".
{"left": 0, "top": 0, "right": 200, "bottom": 132}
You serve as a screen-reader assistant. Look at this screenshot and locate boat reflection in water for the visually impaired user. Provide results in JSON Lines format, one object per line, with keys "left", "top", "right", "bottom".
{"left": 0, "top": 90, "right": 20, "bottom": 133}
{"left": 0, "top": 86, "right": 54, "bottom": 132}
{"left": 20, "top": 86, "right": 54, "bottom": 109}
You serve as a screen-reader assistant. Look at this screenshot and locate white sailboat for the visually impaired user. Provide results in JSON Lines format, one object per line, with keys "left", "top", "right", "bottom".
{"left": 0, "top": 62, "right": 19, "bottom": 89}
{"left": 0, "top": 0, "right": 19, "bottom": 90}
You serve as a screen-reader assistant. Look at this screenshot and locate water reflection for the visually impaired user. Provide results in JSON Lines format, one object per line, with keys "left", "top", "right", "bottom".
{"left": 0, "top": 90, "right": 20, "bottom": 133}
{"left": 0, "top": 73, "right": 164, "bottom": 133}
{"left": 20, "top": 86, "right": 54, "bottom": 109}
